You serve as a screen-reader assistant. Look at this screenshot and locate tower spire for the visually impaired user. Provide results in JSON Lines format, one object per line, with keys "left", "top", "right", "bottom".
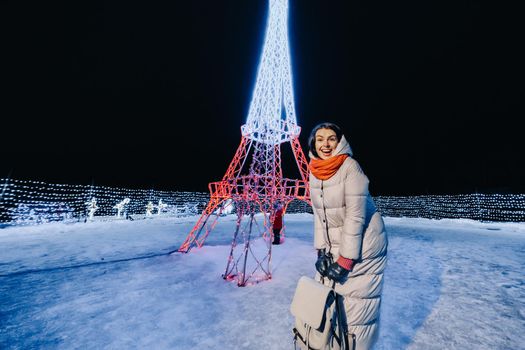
{"left": 242, "top": 0, "right": 299, "bottom": 145}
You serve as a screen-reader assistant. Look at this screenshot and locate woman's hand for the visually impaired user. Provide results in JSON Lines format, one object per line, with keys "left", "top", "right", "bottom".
{"left": 326, "top": 256, "right": 354, "bottom": 283}
{"left": 315, "top": 249, "right": 332, "bottom": 277}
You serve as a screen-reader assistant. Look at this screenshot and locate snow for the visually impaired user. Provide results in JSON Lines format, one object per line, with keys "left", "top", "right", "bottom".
{"left": 1, "top": 214, "right": 524, "bottom": 349}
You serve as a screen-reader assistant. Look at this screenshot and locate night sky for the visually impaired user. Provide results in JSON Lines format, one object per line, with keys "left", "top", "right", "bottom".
{"left": 1, "top": 1, "right": 523, "bottom": 195}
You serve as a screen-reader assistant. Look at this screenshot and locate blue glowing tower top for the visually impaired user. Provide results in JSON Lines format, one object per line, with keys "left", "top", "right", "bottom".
{"left": 242, "top": 0, "right": 300, "bottom": 145}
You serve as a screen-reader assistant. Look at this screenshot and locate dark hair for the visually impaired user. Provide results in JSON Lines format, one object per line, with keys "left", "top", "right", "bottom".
{"left": 308, "top": 122, "right": 343, "bottom": 158}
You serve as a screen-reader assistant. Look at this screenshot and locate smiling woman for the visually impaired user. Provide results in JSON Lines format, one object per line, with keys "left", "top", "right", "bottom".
{"left": 308, "top": 122, "right": 344, "bottom": 160}
{"left": 314, "top": 128, "right": 339, "bottom": 159}
{"left": 307, "top": 121, "right": 388, "bottom": 350}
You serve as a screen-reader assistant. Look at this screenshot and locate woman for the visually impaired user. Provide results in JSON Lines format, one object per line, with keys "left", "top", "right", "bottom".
{"left": 308, "top": 122, "right": 388, "bottom": 350}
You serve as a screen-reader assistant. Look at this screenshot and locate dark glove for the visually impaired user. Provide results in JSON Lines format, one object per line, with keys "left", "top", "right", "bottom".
{"left": 326, "top": 256, "right": 354, "bottom": 283}
{"left": 326, "top": 263, "right": 350, "bottom": 283}
{"left": 315, "top": 249, "right": 332, "bottom": 277}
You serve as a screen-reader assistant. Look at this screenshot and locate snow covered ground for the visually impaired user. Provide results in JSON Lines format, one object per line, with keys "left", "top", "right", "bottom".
{"left": 0, "top": 214, "right": 524, "bottom": 349}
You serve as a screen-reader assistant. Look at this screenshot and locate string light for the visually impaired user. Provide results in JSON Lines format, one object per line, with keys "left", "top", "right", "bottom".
{"left": 113, "top": 198, "right": 131, "bottom": 218}
{"left": 0, "top": 178, "right": 523, "bottom": 226}
{"left": 0, "top": 178, "right": 209, "bottom": 226}
{"left": 145, "top": 201, "right": 154, "bottom": 217}
{"left": 373, "top": 194, "right": 525, "bottom": 223}
{"left": 156, "top": 199, "right": 168, "bottom": 215}
{"left": 243, "top": 0, "right": 299, "bottom": 144}
{"left": 85, "top": 197, "right": 99, "bottom": 221}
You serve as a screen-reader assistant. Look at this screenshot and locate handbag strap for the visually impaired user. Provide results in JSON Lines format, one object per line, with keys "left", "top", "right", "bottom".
{"left": 328, "top": 293, "right": 354, "bottom": 350}
{"left": 335, "top": 294, "right": 350, "bottom": 350}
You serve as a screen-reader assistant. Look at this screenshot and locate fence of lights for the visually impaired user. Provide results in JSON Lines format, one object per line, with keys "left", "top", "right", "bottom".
{"left": 373, "top": 194, "right": 525, "bottom": 222}
{"left": 0, "top": 178, "right": 210, "bottom": 226}
{"left": 0, "top": 178, "right": 315, "bottom": 227}
{"left": 0, "top": 178, "right": 524, "bottom": 226}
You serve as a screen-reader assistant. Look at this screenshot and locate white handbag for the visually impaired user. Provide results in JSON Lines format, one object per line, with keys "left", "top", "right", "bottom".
{"left": 290, "top": 276, "right": 337, "bottom": 350}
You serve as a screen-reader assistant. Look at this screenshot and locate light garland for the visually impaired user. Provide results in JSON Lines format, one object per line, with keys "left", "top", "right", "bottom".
{"left": 113, "top": 198, "right": 131, "bottom": 218}
{"left": 0, "top": 178, "right": 523, "bottom": 226}
{"left": 0, "top": 178, "right": 210, "bottom": 226}
{"left": 145, "top": 201, "right": 154, "bottom": 217}
{"left": 156, "top": 199, "right": 168, "bottom": 215}
{"left": 85, "top": 197, "right": 99, "bottom": 221}
{"left": 373, "top": 194, "right": 525, "bottom": 222}
{"left": 243, "top": 0, "right": 299, "bottom": 144}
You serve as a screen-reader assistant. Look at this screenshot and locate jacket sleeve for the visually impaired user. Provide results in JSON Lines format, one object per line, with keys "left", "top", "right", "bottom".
{"left": 340, "top": 161, "right": 369, "bottom": 260}
{"left": 312, "top": 206, "right": 327, "bottom": 250}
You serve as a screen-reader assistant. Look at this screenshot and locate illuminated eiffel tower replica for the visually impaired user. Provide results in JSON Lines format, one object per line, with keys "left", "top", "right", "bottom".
{"left": 178, "top": 0, "right": 310, "bottom": 286}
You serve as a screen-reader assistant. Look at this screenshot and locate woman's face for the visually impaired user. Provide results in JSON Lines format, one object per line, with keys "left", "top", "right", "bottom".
{"left": 315, "top": 128, "right": 339, "bottom": 160}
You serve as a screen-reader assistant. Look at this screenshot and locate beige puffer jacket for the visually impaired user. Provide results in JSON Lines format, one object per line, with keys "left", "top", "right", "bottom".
{"left": 309, "top": 136, "right": 388, "bottom": 350}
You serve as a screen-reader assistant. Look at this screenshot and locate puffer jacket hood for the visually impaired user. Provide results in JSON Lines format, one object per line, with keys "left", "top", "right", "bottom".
{"left": 309, "top": 135, "right": 353, "bottom": 160}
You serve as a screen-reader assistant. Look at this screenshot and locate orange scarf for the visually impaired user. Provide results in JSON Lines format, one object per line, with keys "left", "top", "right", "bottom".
{"left": 309, "top": 154, "right": 348, "bottom": 180}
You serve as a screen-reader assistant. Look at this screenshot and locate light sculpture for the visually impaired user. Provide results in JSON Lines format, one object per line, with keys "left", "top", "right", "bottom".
{"left": 145, "top": 201, "right": 154, "bottom": 217}
{"left": 113, "top": 198, "right": 130, "bottom": 218}
{"left": 157, "top": 199, "right": 167, "bottom": 215}
{"left": 177, "top": 0, "right": 311, "bottom": 286}
{"left": 86, "top": 197, "right": 99, "bottom": 220}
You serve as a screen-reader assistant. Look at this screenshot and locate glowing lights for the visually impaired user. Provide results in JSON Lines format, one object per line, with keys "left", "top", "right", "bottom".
{"left": 243, "top": 0, "right": 299, "bottom": 144}
{"left": 221, "top": 198, "right": 234, "bottom": 215}
{"left": 0, "top": 178, "right": 209, "bottom": 226}
{"left": 178, "top": 0, "right": 311, "bottom": 286}
{"left": 113, "top": 198, "right": 131, "bottom": 218}
{"left": 374, "top": 194, "right": 525, "bottom": 222}
{"left": 157, "top": 199, "right": 168, "bottom": 215}
{"left": 0, "top": 178, "right": 523, "bottom": 226}
{"left": 86, "top": 197, "right": 99, "bottom": 220}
